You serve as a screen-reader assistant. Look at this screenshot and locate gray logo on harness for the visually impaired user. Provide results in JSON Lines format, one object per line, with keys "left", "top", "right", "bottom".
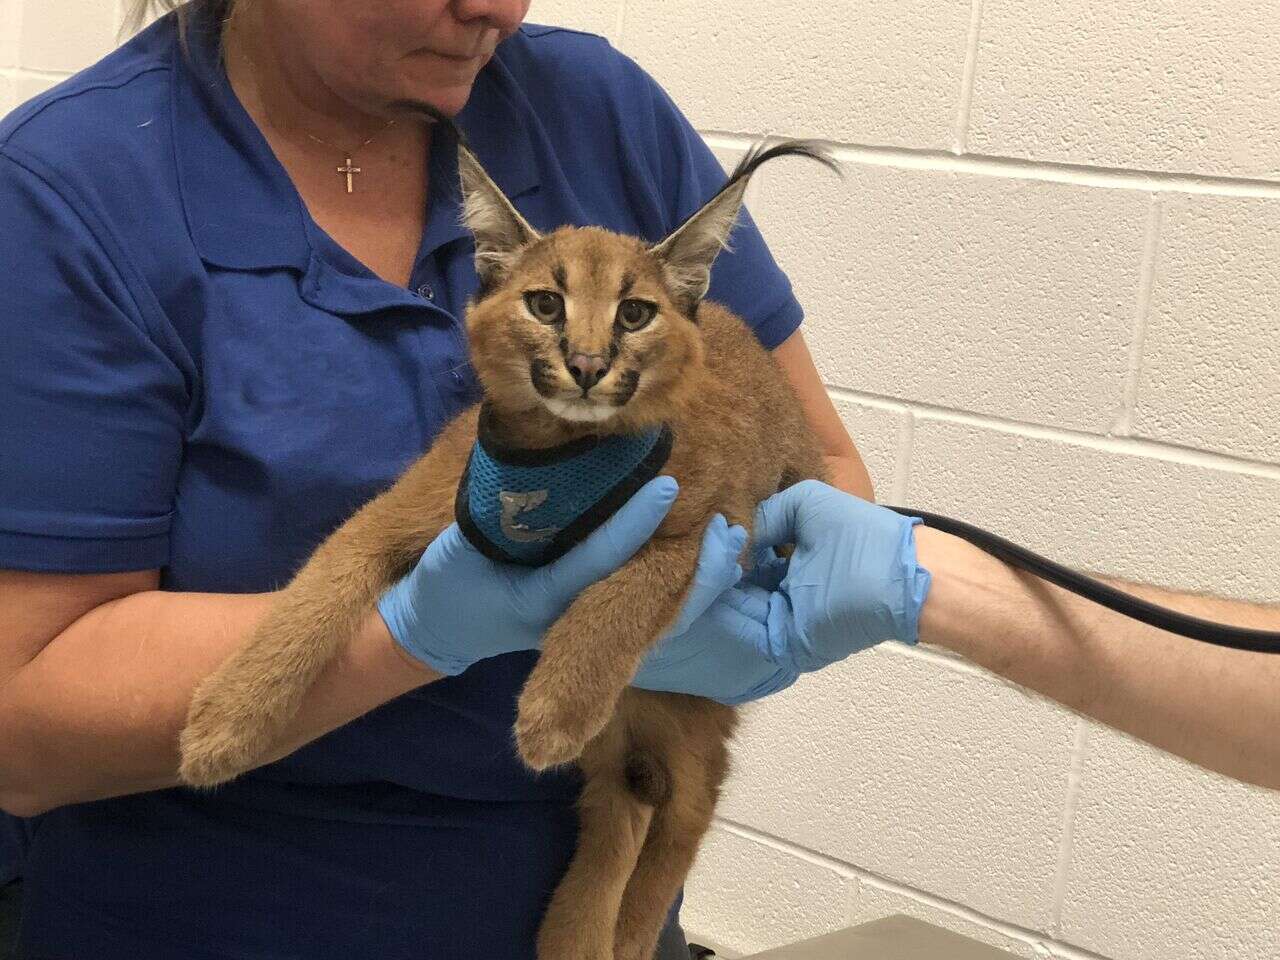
{"left": 499, "top": 490, "right": 558, "bottom": 543}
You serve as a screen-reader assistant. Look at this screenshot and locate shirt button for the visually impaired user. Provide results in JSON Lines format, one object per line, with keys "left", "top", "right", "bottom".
{"left": 416, "top": 283, "right": 435, "bottom": 300}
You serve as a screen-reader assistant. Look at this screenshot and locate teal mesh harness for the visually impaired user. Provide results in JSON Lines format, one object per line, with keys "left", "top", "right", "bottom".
{"left": 455, "top": 407, "right": 675, "bottom": 567}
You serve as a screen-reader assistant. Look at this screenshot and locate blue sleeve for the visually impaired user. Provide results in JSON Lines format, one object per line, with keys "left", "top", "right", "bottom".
{"left": 613, "top": 52, "right": 805, "bottom": 349}
{"left": 0, "top": 151, "right": 188, "bottom": 572}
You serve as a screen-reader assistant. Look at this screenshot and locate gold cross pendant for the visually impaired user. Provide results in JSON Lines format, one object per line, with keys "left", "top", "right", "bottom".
{"left": 337, "top": 157, "right": 361, "bottom": 194}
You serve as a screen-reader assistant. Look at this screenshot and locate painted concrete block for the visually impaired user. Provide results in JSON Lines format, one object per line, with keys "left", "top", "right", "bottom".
{"left": 525, "top": 0, "right": 620, "bottom": 42}
{"left": 718, "top": 647, "right": 1077, "bottom": 930}
{"left": 907, "top": 416, "right": 1280, "bottom": 602}
{"left": 1133, "top": 194, "right": 1280, "bottom": 463}
{"left": 20, "top": 0, "right": 118, "bottom": 73}
{"left": 684, "top": 824, "right": 855, "bottom": 956}
{"left": 620, "top": 1, "right": 971, "bottom": 151}
{"left": 970, "top": 1, "right": 1280, "bottom": 179}
{"left": 1, "top": 0, "right": 20, "bottom": 68}
{"left": 750, "top": 158, "right": 1147, "bottom": 433}
{"left": 1058, "top": 725, "right": 1280, "bottom": 960}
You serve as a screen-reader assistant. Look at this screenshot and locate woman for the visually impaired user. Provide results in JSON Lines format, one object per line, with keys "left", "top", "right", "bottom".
{"left": 0, "top": 1, "right": 872, "bottom": 957}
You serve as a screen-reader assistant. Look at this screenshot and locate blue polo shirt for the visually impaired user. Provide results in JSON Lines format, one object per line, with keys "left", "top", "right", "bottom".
{"left": 0, "top": 11, "right": 803, "bottom": 958}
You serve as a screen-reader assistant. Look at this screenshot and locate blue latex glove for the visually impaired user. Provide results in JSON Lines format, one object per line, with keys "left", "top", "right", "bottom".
{"left": 631, "top": 514, "right": 799, "bottom": 705}
{"left": 745, "top": 480, "right": 933, "bottom": 672}
{"left": 379, "top": 476, "right": 745, "bottom": 676}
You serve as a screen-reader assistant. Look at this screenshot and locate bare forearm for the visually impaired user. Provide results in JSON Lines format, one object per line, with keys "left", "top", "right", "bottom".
{"left": 0, "top": 588, "right": 438, "bottom": 814}
{"left": 772, "top": 330, "right": 875, "bottom": 501}
{"left": 825, "top": 455, "right": 874, "bottom": 502}
{"left": 916, "top": 526, "right": 1280, "bottom": 790}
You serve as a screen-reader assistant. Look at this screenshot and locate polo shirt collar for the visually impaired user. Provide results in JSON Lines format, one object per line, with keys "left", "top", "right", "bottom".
{"left": 171, "top": 12, "right": 540, "bottom": 280}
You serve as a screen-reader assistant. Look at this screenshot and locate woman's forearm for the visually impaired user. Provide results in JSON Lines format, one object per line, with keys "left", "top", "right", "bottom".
{"left": 771, "top": 330, "right": 876, "bottom": 501}
{"left": 0, "top": 589, "right": 438, "bottom": 815}
{"left": 915, "top": 526, "right": 1280, "bottom": 790}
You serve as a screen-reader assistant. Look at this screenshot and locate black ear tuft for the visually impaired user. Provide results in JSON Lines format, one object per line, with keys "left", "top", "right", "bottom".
{"left": 651, "top": 138, "right": 840, "bottom": 307}
{"left": 723, "top": 138, "right": 841, "bottom": 186}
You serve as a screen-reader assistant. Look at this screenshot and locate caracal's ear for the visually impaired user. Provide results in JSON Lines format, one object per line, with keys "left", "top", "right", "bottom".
{"left": 401, "top": 103, "right": 542, "bottom": 291}
{"left": 457, "top": 142, "right": 541, "bottom": 292}
{"left": 650, "top": 139, "right": 839, "bottom": 313}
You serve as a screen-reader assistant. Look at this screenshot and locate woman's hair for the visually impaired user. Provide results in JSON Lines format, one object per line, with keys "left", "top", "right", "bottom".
{"left": 122, "top": 0, "right": 236, "bottom": 39}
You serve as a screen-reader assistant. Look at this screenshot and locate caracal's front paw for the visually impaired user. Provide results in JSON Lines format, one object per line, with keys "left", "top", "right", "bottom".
{"left": 178, "top": 680, "right": 272, "bottom": 788}
{"left": 514, "top": 688, "right": 604, "bottom": 772}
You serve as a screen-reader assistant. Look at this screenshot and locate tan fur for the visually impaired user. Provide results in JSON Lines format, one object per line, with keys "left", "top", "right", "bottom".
{"left": 180, "top": 139, "right": 830, "bottom": 958}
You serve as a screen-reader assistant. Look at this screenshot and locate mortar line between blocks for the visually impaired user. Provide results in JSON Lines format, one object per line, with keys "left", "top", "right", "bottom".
{"left": 712, "top": 818, "right": 1113, "bottom": 960}
{"left": 1112, "top": 196, "right": 1163, "bottom": 436}
{"left": 698, "top": 131, "right": 1280, "bottom": 199}
{"left": 825, "top": 385, "right": 1280, "bottom": 481}
{"left": 952, "top": 0, "right": 985, "bottom": 154}
{"left": 1038, "top": 940, "right": 1118, "bottom": 960}
{"left": 611, "top": 0, "right": 627, "bottom": 48}
{"left": 892, "top": 410, "right": 913, "bottom": 505}
{"left": 7, "top": 0, "right": 23, "bottom": 73}
{"left": 1049, "top": 718, "right": 1091, "bottom": 936}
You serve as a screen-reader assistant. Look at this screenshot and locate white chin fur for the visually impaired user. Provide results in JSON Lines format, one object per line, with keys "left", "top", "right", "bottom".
{"left": 543, "top": 397, "right": 618, "bottom": 423}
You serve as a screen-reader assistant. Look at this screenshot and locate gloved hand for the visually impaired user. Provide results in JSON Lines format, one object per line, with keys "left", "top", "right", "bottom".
{"left": 631, "top": 514, "right": 799, "bottom": 705}
{"left": 378, "top": 476, "right": 745, "bottom": 676}
{"left": 745, "top": 480, "right": 932, "bottom": 672}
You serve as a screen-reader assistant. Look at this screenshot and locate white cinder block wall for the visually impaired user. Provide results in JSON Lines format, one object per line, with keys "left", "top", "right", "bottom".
{"left": 4, "top": 2, "right": 1278, "bottom": 959}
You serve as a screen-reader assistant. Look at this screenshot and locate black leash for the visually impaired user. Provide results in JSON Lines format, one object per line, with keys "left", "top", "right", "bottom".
{"left": 884, "top": 506, "right": 1280, "bottom": 654}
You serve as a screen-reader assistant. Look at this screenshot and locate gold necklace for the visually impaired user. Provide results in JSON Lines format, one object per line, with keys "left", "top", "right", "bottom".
{"left": 305, "top": 119, "right": 398, "bottom": 194}
{"left": 225, "top": 14, "right": 399, "bottom": 196}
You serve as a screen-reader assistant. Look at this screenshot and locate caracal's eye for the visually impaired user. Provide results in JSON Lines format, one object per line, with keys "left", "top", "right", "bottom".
{"left": 524, "top": 290, "right": 565, "bottom": 324}
{"left": 616, "top": 298, "right": 657, "bottom": 332}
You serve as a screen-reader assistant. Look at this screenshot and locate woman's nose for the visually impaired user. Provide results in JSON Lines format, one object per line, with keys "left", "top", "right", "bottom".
{"left": 451, "top": 0, "right": 529, "bottom": 37}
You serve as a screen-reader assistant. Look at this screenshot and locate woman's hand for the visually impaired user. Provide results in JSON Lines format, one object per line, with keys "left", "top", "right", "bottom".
{"left": 632, "top": 515, "right": 800, "bottom": 704}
